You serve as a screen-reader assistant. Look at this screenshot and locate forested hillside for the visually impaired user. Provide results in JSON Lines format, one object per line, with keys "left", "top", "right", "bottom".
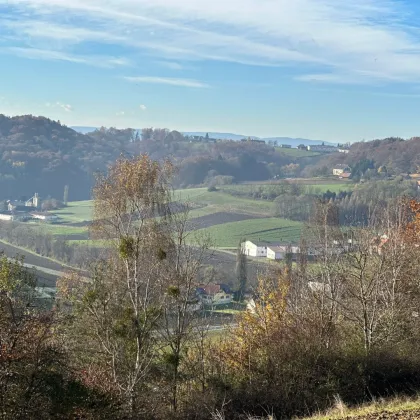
{"left": 0, "top": 115, "right": 135, "bottom": 200}
{"left": 2, "top": 114, "right": 420, "bottom": 202}
{"left": 0, "top": 115, "right": 318, "bottom": 200}
{"left": 307, "top": 137, "right": 420, "bottom": 178}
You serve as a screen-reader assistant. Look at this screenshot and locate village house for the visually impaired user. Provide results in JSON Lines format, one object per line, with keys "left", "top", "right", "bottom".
{"left": 196, "top": 284, "right": 233, "bottom": 306}
{"left": 7, "top": 200, "right": 26, "bottom": 212}
{"left": 0, "top": 211, "right": 30, "bottom": 222}
{"left": 333, "top": 164, "right": 351, "bottom": 176}
{"left": 242, "top": 240, "right": 270, "bottom": 257}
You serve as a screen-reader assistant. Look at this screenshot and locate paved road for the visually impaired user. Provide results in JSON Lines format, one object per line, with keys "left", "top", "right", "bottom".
{"left": 0, "top": 241, "right": 74, "bottom": 287}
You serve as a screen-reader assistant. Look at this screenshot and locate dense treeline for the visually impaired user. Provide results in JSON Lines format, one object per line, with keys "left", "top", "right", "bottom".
{"left": 3, "top": 155, "right": 420, "bottom": 419}
{"left": 0, "top": 115, "right": 306, "bottom": 201}
{"left": 2, "top": 114, "right": 420, "bottom": 203}
{"left": 306, "top": 137, "right": 420, "bottom": 178}
{"left": 271, "top": 178, "right": 418, "bottom": 225}
{"left": 0, "top": 115, "right": 136, "bottom": 200}
{"left": 220, "top": 178, "right": 418, "bottom": 226}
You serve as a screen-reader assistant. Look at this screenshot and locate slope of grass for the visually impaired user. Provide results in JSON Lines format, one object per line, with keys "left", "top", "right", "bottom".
{"left": 302, "top": 396, "right": 420, "bottom": 420}
{"left": 172, "top": 187, "right": 208, "bottom": 202}
{"left": 188, "top": 191, "right": 274, "bottom": 216}
{"left": 194, "top": 217, "right": 303, "bottom": 247}
{"left": 54, "top": 201, "right": 93, "bottom": 223}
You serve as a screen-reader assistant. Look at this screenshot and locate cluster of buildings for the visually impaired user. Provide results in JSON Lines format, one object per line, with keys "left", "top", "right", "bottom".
{"left": 242, "top": 239, "right": 355, "bottom": 261}
{"left": 293, "top": 143, "right": 351, "bottom": 154}
{"left": 242, "top": 240, "right": 308, "bottom": 261}
{"left": 0, "top": 193, "right": 59, "bottom": 223}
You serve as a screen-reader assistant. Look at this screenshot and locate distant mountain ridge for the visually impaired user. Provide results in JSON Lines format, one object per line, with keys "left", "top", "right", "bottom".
{"left": 71, "top": 127, "right": 334, "bottom": 146}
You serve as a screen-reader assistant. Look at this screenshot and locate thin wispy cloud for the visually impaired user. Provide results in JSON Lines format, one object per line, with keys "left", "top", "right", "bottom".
{"left": 124, "top": 76, "right": 210, "bottom": 88}
{"left": 156, "top": 61, "right": 188, "bottom": 71}
{"left": 3, "top": 46, "right": 130, "bottom": 68}
{"left": 139, "top": 104, "right": 147, "bottom": 111}
{"left": 2, "top": 0, "right": 420, "bottom": 84}
{"left": 46, "top": 101, "right": 73, "bottom": 112}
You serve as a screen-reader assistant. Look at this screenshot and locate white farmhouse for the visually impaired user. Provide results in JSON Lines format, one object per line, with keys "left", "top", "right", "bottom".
{"left": 242, "top": 240, "right": 269, "bottom": 257}
{"left": 31, "top": 212, "right": 59, "bottom": 223}
{"left": 0, "top": 212, "right": 14, "bottom": 221}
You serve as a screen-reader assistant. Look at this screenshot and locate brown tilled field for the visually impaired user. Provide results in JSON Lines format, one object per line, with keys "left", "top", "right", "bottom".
{"left": 187, "top": 211, "right": 261, "bottom": 230}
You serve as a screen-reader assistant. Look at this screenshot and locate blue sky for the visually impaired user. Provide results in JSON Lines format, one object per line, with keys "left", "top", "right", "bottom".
{"left": 1, "top": 0, "right": 420, "bottom": 142}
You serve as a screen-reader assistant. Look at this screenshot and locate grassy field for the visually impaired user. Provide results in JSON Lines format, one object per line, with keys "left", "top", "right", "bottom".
{"left": 172, "top": 187, "right": 208, "bottom": 202}
{"left": 188, "top": 190, "right": 274, "bottom": 216}
{"left": 54, "top": 200, "right": 93, "bottom": 223}
{"left": 46, "top": 181, "right": 344, "bottom": 246}
{"left": 36, "top": 224, "right": 88, "bottom": 236}
{"left": 52, "top": 180, "right": 352, "bottom": 227}
{"left": 193, "top": 217, "right": 303, "bottom": 247}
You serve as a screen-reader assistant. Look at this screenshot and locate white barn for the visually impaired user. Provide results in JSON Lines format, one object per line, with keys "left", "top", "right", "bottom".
{"left": 267, "top": 246, "right": 284, "bottom": 260}
{"left": 0, "top": 212, "right": 14, "bottom": 221}
{"left": 242, "top": 241, "right": 269, "bottom": 257}
{"left": 31, "top": 212, "right": 59, "bottom": 223}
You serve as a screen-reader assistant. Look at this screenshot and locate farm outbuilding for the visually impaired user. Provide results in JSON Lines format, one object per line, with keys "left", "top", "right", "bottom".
{"left": 267, "top": 246, "right": 284, "bottom": 260}
{"left": 242, "top": 240, "right": 269, "bottom": 257}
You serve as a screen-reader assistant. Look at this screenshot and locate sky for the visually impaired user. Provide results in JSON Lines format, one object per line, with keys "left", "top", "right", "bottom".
{"left": 1, "top": 1, "right": 420, "bottom": 142}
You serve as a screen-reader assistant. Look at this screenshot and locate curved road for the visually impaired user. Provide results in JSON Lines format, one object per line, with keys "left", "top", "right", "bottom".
{"left": 0, "top": 241, "right": 72, "bottom": 287}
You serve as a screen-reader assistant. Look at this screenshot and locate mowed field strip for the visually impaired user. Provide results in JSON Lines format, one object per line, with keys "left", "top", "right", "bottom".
{"left": 191, "top": 217, "right": 303, "bottom": 248}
